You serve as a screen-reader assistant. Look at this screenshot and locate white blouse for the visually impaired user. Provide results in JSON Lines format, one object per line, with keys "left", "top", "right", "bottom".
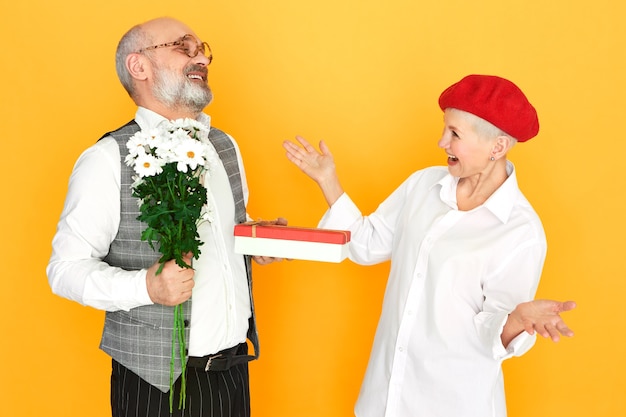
{"left": 319, "top": 162, "right": 546, "bottom": 417}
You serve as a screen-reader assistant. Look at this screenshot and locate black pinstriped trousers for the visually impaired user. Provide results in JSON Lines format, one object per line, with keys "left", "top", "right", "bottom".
{"left": 110, "top": 355, "right": 250, "bottom": 417}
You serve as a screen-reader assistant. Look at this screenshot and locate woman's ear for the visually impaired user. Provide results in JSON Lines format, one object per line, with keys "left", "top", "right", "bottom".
{"left": 126, "top": 53, "right": 149, "bottom": 81}
{"left": 491, "top": 135, "right": 512, "bottom": 160}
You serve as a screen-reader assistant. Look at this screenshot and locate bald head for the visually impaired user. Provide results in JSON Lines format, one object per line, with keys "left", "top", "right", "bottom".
{"left": 139, "top": 17, "right": 199, "bottom": 44}
{"left": 116, "top": 17, "right": 199, "bottom": 96}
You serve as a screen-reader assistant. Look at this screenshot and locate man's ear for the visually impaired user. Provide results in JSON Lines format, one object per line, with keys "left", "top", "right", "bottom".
{"left": 126, "top": 53, "right": 149, "bottom": 81}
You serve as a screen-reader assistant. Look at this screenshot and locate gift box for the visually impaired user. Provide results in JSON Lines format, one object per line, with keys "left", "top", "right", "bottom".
{"left": 233, "top": 223, "right": 351, "bottom": 263}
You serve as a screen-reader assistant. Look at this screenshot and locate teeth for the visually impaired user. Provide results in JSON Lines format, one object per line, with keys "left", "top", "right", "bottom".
{"left": 188, "top": 74, "right": 202, "bottom": 80}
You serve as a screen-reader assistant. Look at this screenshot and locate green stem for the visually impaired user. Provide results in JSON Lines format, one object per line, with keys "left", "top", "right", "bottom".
{"left": 169, "top": 311, "right": 176, "bottom": 412}
{"left": 169, "top": 303, "right": 188, "bottom": 412}
{"left": 178, "top": 303, "right": 187, "bottom": 409}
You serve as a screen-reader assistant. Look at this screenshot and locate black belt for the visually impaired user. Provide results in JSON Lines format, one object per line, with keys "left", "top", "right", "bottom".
{"left": 187, "top": 343, "right": 255, "bottom": 372}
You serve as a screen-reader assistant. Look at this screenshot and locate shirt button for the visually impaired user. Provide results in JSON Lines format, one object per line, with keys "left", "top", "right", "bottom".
{"left": 398, "top": 347, "right": 404, "bottom": 352}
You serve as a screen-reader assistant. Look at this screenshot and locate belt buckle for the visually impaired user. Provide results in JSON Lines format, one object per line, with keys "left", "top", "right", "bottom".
{"left": 205, "top": 354, "right": 222, "bottom": 371}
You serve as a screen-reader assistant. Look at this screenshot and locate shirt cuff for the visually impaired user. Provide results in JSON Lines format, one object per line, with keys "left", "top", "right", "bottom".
{"left": 318, "top": 193, "right": 361, "bottom": 229}
{"left": 83, "top": 268, "right": 154, "bottom": 312}
{"left": 492, "top": 312, "right": 537, "bottom": 360}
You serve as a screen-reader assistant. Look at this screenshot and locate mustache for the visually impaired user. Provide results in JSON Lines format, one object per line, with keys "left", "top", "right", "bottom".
{"left": 184, "top": 64, "right": 208, "bottom": 79}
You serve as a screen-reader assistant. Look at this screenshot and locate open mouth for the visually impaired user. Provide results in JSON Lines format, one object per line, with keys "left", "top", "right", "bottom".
{"left": 187, "top": 74, "right": 205, "bottom": 82}
{"left": 185, "top": 64, "right": 208, "bottom": 82}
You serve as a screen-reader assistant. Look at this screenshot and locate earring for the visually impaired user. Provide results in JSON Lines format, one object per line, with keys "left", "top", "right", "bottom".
{"left": 490, "top": 156, "right": 495, "bottom": 161}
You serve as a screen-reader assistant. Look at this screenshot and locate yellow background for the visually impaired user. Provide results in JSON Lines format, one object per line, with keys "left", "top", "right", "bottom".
{"left": 1, "top": 0, "right": 623, "bottom": 416}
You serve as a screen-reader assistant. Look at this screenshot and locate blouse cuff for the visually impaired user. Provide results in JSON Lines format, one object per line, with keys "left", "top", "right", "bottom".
{"left": 491, "top": 312, "right": 537, "bottom": 360}
{"left": 318, "top": 193, "right": 361, "bottom": 229}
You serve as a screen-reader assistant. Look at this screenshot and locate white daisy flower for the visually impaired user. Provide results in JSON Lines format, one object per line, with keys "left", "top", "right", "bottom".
{"left": 171, "top": 118, "right": 207, "bottom": 134}
{"left": 126, "top": 132, "right": 151, "bottom": 157}
{"left": 133, "top": 153, "right": 164, "bottom": 177}
{"left": 144, "top": 127, "right": 166, "bottom": 149}
{"left": 170, "top": 118, "right": 193, "bottom": 130}
{"left": 154, "top": 138, "right": 177, "bottom": 163}
{"left": 173, "top": 137, "right": 207, "bottom": 173}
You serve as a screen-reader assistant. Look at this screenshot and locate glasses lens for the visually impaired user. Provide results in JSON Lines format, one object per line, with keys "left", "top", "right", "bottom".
{"left": 180, "top": 35, "right": 212, "bottom": 63}
{"left": 202, "top": 43, "right": 212, "bottom": 63}
{"left": 181, "top": 35, "right": 197, "bottom": 57}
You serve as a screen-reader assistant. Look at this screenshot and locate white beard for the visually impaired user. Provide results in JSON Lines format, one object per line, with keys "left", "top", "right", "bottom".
{"left": 152, "top": 66, "right": 213, "bottom": 114}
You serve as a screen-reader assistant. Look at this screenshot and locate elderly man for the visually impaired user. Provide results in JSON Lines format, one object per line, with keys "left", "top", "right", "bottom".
{"left": 47, "top": 17, "right": 282, "bottom": 417}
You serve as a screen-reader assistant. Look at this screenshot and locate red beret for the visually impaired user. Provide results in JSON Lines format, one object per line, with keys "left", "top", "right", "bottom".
{"left": 438, "top": 74, "right": 539, "bottom": 142}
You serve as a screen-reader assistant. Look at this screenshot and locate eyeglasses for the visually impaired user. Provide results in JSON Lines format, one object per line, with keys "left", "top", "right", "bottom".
{"left": 137, "top": 34, "right": 213, "bottom": 64}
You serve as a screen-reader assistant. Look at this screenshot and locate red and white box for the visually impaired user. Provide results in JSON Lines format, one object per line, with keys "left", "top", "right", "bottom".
{"left": 233, "top": 223, "right": 351, "bottom": 263}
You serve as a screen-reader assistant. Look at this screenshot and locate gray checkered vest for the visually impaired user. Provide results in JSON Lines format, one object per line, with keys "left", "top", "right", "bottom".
{"left": 99, "top": 120, "right": 258, "bottom": 392}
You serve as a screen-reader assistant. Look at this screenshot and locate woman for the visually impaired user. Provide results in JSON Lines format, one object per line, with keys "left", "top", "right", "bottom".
{"left": 283, "top": 74, "right": 576, "bottom": 417}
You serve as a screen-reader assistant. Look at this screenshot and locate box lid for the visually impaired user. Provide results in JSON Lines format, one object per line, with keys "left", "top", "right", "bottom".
{"left": 234, "top": 223, "right": 350, "bottom": 244}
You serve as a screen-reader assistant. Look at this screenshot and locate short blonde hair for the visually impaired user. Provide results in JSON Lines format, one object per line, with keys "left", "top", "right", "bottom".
{"left": 448, "top": 108, "right": 518, "bottom": 145}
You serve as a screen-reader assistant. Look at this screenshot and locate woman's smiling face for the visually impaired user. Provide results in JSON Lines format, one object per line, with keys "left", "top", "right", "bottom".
{"left": 437, "top": 109, "right": 496, "bottom": 179}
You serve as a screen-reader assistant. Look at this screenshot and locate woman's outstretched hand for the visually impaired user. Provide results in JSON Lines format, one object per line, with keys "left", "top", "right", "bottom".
{"left": 503, "top": 299, "right": 577, "bottom": 346}
{"left": 283, "top": 136, "right": 344, "bottom": 206}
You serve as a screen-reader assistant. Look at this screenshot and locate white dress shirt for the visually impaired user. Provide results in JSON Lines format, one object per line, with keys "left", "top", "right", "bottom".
{"left": 318, "top": 162, "right": 546, "bottom": 417}
{"left": 47, "top": 107, "right": 251, "bottom": 356}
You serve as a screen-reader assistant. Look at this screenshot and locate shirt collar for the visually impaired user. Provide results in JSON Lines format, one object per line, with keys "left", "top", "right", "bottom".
{"left": 436, "top": 161, "right": 520, "bottom": 224}
{"left": 134, "top": 106, "right": 212, "bottom": 130}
